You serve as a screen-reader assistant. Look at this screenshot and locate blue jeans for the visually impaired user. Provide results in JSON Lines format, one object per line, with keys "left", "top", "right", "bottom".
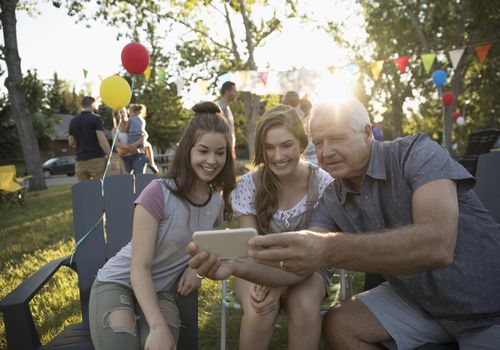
{"left": 123, "top": 154, "right": 147, "bottom": 175}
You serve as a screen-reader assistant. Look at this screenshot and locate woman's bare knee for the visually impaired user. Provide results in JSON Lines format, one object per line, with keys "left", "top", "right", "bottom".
{"left": 106, "top": 308, "right": 137, "bottom": 335}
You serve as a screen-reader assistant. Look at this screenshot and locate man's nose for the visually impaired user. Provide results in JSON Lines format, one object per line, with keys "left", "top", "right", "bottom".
{"left": 323, "top": 141, "right": 336, "bottom": 158}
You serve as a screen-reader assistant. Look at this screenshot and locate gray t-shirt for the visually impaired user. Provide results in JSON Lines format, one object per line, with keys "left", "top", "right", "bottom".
{"left": 97, "top": 178, "right": 224, "bottom": 292}
{"left": 311, "top": 133, "right": 500, "bottom": 331}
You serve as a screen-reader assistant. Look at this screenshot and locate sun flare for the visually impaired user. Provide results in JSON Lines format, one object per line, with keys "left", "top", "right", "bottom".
{"left": 311, "top": 69, "right": 354, "bottom": 105}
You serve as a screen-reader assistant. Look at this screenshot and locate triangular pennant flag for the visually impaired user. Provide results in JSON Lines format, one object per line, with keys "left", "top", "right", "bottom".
{"left": 421, "top": 53, "right": 436, "bottom": 73}
{"left": 370, "top": 60, "right": 384, "bottom": 81}
{"left": 345, "top": 63, "right": 359, "bottom": 76}
{"left": 239, "top": 71, "right": 249, "bottom": 89}
{"left": 327, "top": 65, "right": 336, "bottom": 75}
{"left": 198, "top": 80, "right": 208, "bottom": 96}
{"left": 83, "top": 69, "right": 88, "bottom": 79}
{"left": 258, "top": 71, "right": 269, "bottom": 86}
{"left": 475, "top": 44, "right": 492, "bottom": 64}
{"left": 157, "top": 68, "right": 166, "bottom": 82}
{"left": 394, "top": 56, "right": 410, "bottom": 74}
{"left": 175, "top": 78, "right": 185, "bottom": 96}
{"left": 218, "top": 72, "right": 231, "bottom": 84}
{"left": 448, "top": 48, "right": 465, "bottom": 69}
{"left": 144, "top": 66, "right": 151, "bottom": 81}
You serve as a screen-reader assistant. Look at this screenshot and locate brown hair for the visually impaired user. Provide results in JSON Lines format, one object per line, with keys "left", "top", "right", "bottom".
{"left": 112, "top": 108, "right": 127, "bottom": 128}
{"left": 283, "top": 91, "right": 300, "bottom": 108}
{"left": 166, "top": 101, "right": 235, "bottom": 217}
{"left": 81, "top": 96, "right": 95, "bottom": 108}
{"left": 253, "top": 105, "right": 308, "bottom": 232}
{"left": 129, "top": 103, "right": 146, "bottom": 118}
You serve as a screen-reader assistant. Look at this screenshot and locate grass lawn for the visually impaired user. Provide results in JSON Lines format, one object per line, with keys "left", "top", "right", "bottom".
{"left": 0, "top": 182, "right": 365, "bottom": 350}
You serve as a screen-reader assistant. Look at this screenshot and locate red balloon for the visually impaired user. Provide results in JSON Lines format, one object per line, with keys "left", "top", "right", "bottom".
{"left": 452, "top": 111, "right": 461, "bottom": 121}
{"left": 121, "top": 42, "right": 150, "bottom": 74}
{"left": 441, "top": 91, "right": 456, "bottom": 107}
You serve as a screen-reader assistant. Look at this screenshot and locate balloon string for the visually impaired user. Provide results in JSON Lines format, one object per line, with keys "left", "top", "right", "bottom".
{"left": 70, "top": 75, "right": 136, "bottom": 265}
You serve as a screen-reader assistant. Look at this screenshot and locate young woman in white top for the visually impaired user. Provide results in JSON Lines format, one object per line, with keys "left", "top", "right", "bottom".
{"left": 231, "top": 105, "right": 333, "bottom": 350}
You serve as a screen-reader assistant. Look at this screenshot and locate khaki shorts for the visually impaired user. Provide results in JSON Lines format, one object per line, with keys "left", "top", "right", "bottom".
{"left": 89, "top": 279, "right": 181, "bottom": 350}
{"left": 357, "top": 282, "right": 500, "bottom": 350}
{"left": 76, "top": 157, "right": 106, "bottom": 181}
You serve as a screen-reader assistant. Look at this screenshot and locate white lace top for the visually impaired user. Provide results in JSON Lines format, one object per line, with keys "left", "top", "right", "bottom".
{"left": 231, "top": 167, "right": 333, "bottom": 222}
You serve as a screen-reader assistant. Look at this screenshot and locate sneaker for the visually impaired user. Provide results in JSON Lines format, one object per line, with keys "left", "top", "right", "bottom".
{"left": 148, "top": 163, "right": 159, "bottom": 174}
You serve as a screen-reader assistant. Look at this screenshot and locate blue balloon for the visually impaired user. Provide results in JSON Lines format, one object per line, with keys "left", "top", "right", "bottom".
{"left": 432, "top": 70, "right": 447, "bottom": 87}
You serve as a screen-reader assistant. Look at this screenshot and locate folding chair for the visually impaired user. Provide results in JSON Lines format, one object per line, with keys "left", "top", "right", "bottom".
{"left": 456, "top": 128, "right": 499, "bottom": 176}
{"left": 219, "top": 269, "right": 353, "bottom": 350}
{"left": 474, "top": 151, "right": 500, "bottom": 223}
{"left": 0, "top": 165, "right": 32, "bottom": 208}
{"left": 0, "top": 174, "right": 198, "bottom": 350}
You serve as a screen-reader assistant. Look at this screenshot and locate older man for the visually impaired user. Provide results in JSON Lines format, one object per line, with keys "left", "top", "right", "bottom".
{"left": 188, "top": 97, "right": 500, "bottom": 349}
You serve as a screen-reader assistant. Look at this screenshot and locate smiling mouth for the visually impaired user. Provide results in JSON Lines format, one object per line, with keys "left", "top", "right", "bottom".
{"left": 201, "top": 166, "right": 217, "bottom": 173}
{"left": 273, "top": 161, "right": 289, "bottom": 168}
{"left": 326, "top": 161, "right": 343, "bottom": 167}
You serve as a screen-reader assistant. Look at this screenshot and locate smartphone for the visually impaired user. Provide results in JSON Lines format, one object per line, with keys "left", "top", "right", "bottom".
{"left": 193, "top": 228, "right": 258, "bottom": 260}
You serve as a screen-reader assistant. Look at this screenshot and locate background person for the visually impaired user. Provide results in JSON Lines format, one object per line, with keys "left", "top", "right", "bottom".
{"left": 89, "top": 101, "right": 236, "bottom": 350}
{"left": 109, "top": 108, "right": 129, "bottom": 174}
{"left": 299, "top": 96, "right": 318, "bottom": 165}
{"left": 246, "top": 97, "right": 500, "bottom": 350}
{"left": 231, "top": 105, "right": 333, "bottom": 349}
{"left": 217, "top": 81, "right": 237, "bottom": 159}
{"left": 122, "top": 104, "right": 159, "bottom": 174}
{"left": 68, "top": 96, "right": 110, "bottom": 182}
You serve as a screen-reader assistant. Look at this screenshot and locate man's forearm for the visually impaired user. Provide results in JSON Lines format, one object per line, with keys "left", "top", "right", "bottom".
{"left": 99, "top": 139, "right": 110, "bottom": 155}
{"left": 322, "top": 224, "right": 456, "bottom": 275}
{"left": 96, "top": 132, "right": 110, "bottom": 155}
{"left": 233, "top": 259, "right": 305, "bottom": 286}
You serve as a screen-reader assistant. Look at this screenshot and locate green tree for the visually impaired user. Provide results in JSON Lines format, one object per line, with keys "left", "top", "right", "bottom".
{"left": 1, "top": 0, "right": 47, "bottom": 190}
{"left": 46, "top": 72, "right": 82, "bottom": 115}
{"left": 0, "top": 94, "right": 22, "bottom": 160}
{"left": 60, "top": 0, "right": 299, "bottom": 158}
{"left": 21, "top": 69, "right": 56, "bottom": 137}
{"left": 360, "top": 0, "right": 500, "bottom": 152}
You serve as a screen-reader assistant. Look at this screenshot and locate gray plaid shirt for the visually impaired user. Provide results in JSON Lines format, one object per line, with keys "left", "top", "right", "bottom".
{"left": 311, "top": 133, "right": 500, "bottom": 331}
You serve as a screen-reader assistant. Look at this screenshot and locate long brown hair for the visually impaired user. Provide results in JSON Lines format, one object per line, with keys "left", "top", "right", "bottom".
{"left": 253, "top": 105, "right": 308, "bottom": 232}
{"left": 166, "top": 101, "right": 236, "bottom": 217}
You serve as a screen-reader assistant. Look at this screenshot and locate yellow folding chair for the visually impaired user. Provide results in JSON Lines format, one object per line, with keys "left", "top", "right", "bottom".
{"left": 0, "top": 165, "right": 31, "bottom": 208}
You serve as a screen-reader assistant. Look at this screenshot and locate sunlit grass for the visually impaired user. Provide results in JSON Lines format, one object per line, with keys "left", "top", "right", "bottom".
{"left": 0, "top": 185, "right": 79, "bottom": 349}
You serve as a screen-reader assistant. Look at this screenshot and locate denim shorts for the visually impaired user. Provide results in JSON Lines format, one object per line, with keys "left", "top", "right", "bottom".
{"left": 89, "top": 279, "right": 181, "bottom": 350}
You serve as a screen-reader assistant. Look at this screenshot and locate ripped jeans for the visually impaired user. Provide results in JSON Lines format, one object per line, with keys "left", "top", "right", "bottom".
{"left": 89, "top": 279, "right": 181, "bottom": 350}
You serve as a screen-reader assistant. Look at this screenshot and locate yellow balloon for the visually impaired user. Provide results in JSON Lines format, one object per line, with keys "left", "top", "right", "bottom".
{"left": 100, "top": 75, "right": 131, "bottom": 110}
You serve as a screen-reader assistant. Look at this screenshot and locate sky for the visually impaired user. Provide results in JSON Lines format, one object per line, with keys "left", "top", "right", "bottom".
{"left": 14, "top": 3, "right": 129, "bottom": 94}
{"left": 8, "top": 1, "right": 366, "bottom": 104}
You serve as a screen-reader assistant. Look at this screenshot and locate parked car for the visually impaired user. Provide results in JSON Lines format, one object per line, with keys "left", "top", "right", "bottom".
{"left": 42, "top": 156, "right": 76, "bottom": 178}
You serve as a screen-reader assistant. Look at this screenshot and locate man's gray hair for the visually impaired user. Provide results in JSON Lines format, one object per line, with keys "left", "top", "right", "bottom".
{"left": 311, "top": 97, "right": 371, "bottom": 132}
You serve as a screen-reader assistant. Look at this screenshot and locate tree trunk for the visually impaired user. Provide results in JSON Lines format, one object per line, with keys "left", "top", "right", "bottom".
{"left": 223, "top": 0, "right": 241, "bottom": 65}
{"left": 1, "top": 0, "right": 47, "bottom": 191}
{"left": 237, "top": 0, "right": 256, "bottom": 69}
{"left": 241, "top": 92, "right": 260, "bottom": 160}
